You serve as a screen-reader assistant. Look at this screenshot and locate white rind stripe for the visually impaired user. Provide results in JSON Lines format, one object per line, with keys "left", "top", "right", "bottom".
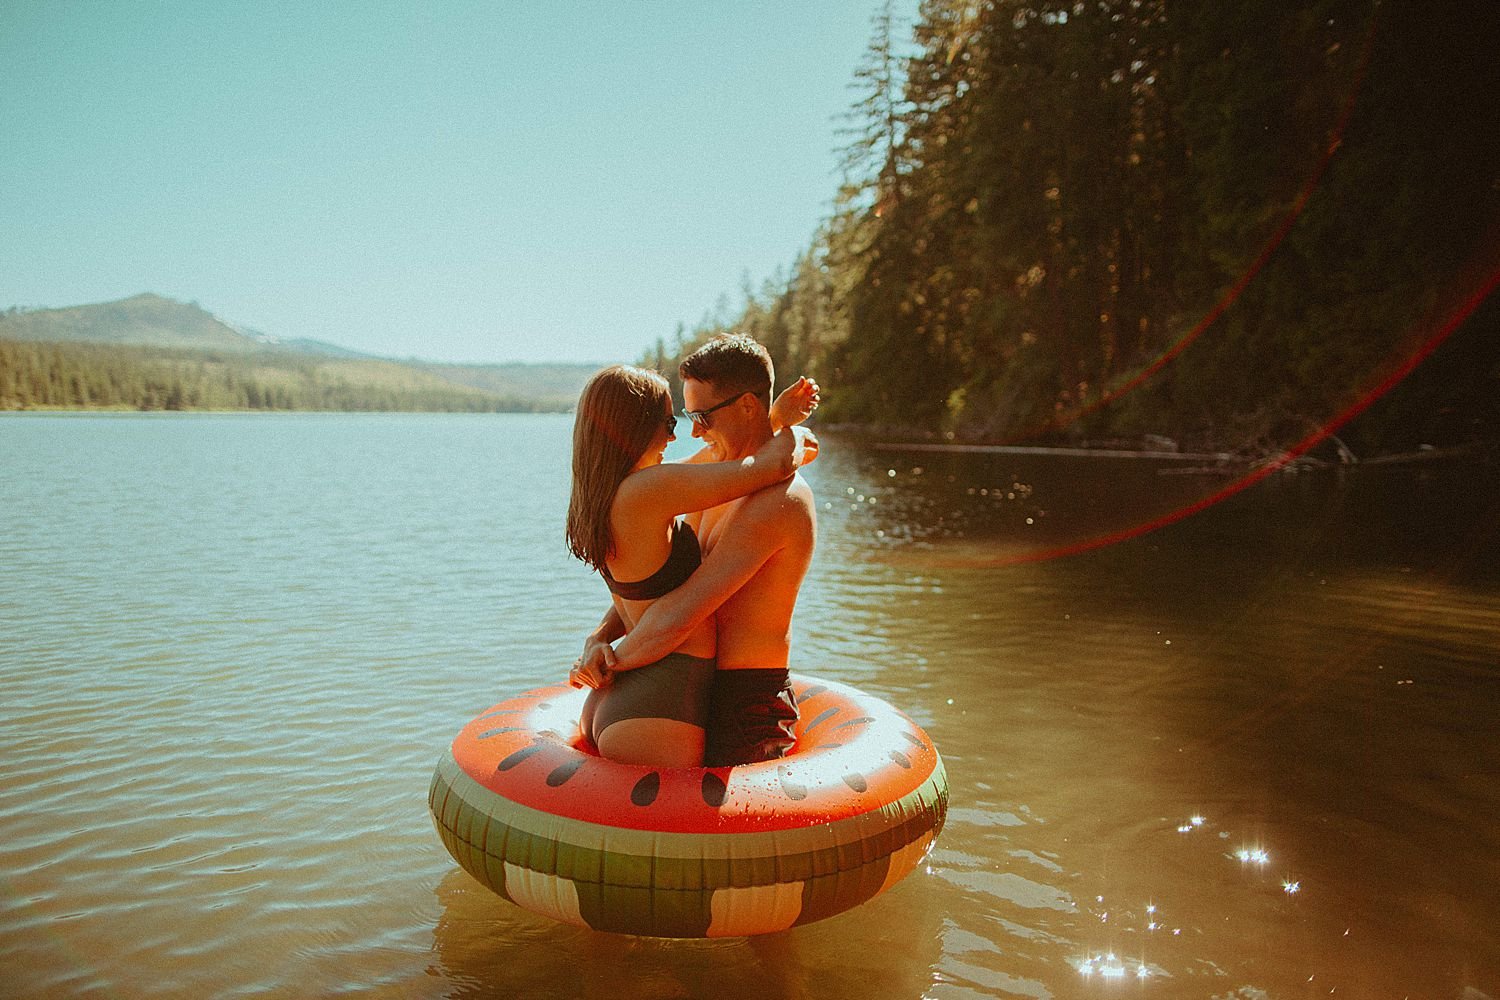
{"left": 502, "top": 863, "right": 583, "bottom": 926}
{"left": 708, "top": 881, "right": 806, "bottom": 937}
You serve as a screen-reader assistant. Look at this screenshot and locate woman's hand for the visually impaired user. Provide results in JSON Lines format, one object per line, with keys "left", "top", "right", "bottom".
{"left": 786, "top": 425, "right": 819, "bottom": 469}
{"left": 569, "top": 635, "right": 618, "bottom": 689}
{"left": 760, "top": 423, "right": 820, "bottom": 477}
{"left": 769, "top": 376, "right": 821, "bottom": 431}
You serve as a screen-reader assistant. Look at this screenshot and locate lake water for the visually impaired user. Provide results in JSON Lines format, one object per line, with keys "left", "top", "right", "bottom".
{"left": 2, "top": 413, "right": 1497, "bottom": 999}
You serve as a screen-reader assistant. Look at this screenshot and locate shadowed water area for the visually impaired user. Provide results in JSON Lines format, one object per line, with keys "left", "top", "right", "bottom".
{"left": 2, "top": 413, "right": 1497, "bottom": 998}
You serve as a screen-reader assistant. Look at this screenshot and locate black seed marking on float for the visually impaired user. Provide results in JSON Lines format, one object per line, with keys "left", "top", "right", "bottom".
{"left": 799, "top": 685, "right": 828, "bottom": 700}
{"left": 842, "top": 772, "right": 869, "bottom": 793}
{"left": 778, "top": 766, "right": 808, "bottom": 801}
{"left": 834, "top": 716, "right": 876, "bottom": 731}
{"left": 631, "top": 772, "right": 661, "bottom": 807}
{"left": 889, "top": 750, "right": 912, "bottom": 769}
{"left": 477, "top": 726, "right": 526, "bottom": 739}
{"left": 801, "top": 707, "right": 839, "bottom": 736}
{"left": 477, "top": 708, "right": 522, "bottom": 721}
{"left": 545, "top": 758, "right": 586, "bottom": 787}
{"left": 818, "top": 742, "right": 845, "bottom": 750}
{"left": 497, "top": 743, "right": 547, "bottom": 771}
{"left": 901, "top": 731, "right": 924, "bottom": 747}
{"left": 701, "top": 772, "right": 727, "bottom": 807}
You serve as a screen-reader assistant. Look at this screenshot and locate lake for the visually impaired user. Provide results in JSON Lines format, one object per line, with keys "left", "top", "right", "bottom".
{"left": 2, "top": 413, "right": 1497, "bottom": 998}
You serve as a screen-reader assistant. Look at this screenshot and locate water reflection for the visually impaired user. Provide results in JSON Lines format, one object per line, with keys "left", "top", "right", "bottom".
{"left": 796, "top": 435, "right": 1500, "bottom": 996}
{"left": 430, "top": 865, "right": 947, "bottom": 1000}
{"left": 3, "top": 416, "right": 1498, "bottom": 997}
{"left": 816, "top": 435, "right": 1500, "bottom": 585}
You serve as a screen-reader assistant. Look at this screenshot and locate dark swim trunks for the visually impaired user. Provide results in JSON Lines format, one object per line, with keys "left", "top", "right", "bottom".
{"left": 580, "top": 651, "right": 714, "bottom": 746}
{"left": 703, "top": 668, "right": 799, "bottom": 767}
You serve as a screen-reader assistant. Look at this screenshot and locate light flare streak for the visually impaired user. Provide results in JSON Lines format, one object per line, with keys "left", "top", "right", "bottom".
{"left": 934, "top": 254, "right": 1500, "bottom": 568}
{"left": 1016, "top": 14, "right": 1380, "bottom": 443}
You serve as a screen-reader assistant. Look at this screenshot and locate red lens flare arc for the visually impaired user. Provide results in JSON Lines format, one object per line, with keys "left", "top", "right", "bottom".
{"left": 984, "top": 260, "right": 1500, "bottom": 568}
{"left": 1016, "top": 14, "right": 1381, "bottom": 445}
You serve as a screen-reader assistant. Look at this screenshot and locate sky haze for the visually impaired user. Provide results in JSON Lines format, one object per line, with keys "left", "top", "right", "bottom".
{"left": 2, "top": 2, "right": 914, "bottom": 363}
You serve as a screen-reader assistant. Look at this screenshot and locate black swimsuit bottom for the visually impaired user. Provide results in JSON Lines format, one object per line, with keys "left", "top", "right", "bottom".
{"left": 581, "top": 651, "right": 714, "bottom": 745}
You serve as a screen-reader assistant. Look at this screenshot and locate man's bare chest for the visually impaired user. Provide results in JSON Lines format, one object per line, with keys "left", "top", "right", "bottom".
{"left": 694, "top": 496, "right": 749, "bottom": 557}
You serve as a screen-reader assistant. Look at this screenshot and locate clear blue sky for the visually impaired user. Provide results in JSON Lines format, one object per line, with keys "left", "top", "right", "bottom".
{"left": 1, "top": 1, "right": 914, "bottom": 364}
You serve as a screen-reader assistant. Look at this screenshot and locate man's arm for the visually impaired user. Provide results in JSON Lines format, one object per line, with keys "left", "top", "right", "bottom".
{"left": 610, "top": 496, "right": 789, "bottom": 670}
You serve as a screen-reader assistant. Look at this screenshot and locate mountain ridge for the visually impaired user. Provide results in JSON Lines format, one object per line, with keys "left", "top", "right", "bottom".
{"left": 0, "top": 293, "right": 602, "bottom": 412}
{"left": 1, "top": 293, "right": 258, "bottom": 352}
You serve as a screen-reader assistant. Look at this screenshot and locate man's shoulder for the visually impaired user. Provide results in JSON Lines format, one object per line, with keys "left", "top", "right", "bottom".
{"left": 727, "top": 473, "right": 814, "bottom": 541}
{"left": 745, "top": 470, "right": 814, "bottom": 510}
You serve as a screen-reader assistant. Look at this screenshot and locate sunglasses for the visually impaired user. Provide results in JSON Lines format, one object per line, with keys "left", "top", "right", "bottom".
{"left": 681, "top": 392, "right": 749, "bottom": 429}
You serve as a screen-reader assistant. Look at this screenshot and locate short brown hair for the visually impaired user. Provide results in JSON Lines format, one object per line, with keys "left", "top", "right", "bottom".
{"left": 565, "top": 364, "right": 672, "bottom": 571}
{"left": 679, "top": 333, "right": 774, "bottom": 403}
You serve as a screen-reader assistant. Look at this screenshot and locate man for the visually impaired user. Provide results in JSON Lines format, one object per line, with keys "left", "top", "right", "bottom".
{"left": 572, "top": 334, "right": 819, "bottom": 766}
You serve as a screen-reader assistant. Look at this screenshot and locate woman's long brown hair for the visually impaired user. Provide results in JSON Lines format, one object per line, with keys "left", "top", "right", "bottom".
{"left": 565, "top": 364, "right": 672, "bottom": 571}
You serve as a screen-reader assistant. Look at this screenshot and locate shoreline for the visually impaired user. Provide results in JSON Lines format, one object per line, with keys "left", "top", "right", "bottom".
{"left": 858, "top": 433, "right": 1496, "bottom": 470}
{"left": 4, "top": 408, "right": 1492, "bottom": 468}
{"left": 0, "top": 403, "right": 570, "bottom": 416}
{"left": 872, "top": 441, "right": 1237, "bottom": 462}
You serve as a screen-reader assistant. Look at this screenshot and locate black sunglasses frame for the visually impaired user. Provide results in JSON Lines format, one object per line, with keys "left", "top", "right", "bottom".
{"left": 681, "top": 392, "right": 748, "bottom": 429}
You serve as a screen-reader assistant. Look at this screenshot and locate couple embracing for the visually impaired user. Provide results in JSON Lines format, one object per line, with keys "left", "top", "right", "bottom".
{"left": 564, "top": 334, "right": 820, "bottom": 769}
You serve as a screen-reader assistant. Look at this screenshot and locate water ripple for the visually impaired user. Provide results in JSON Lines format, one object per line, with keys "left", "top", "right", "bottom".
{"left": 3, "top": 415, "right": 1498, "bottom": 997}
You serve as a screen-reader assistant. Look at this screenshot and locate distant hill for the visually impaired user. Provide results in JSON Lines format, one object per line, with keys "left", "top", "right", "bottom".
{"left": 0, "top": 293, "right": 601, "bottom": 412}
{"left": 421, "top": 362, "right": 602, "bottom": 410}
{"left": 0, "top": 293, "right": 260, "bottom": 352}
{"left": 271, "top": 337, "right": 382, "bottom": 359}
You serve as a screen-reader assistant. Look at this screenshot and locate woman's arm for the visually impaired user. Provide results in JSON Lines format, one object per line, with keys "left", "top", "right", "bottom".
{"left": 672, "top": 376, "right": 821, "bottom": 462}
{"left": 618, "top": 425, "right": 816, "bottom": 521}
{"left": 769, "top": 376, "right": 820, "bottom": 432}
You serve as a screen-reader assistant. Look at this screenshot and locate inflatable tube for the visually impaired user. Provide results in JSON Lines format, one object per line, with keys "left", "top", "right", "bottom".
{"left": 429, "top": 673, "right": 947, "bottom": 938}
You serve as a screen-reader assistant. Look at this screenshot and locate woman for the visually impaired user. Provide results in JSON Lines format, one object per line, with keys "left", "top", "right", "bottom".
{"left": 563, "top": 364, "right": 817, "bottom": 767}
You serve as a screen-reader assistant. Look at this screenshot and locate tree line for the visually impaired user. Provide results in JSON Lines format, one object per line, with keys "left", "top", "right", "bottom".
{"left": 654, "top": 0, "right": 1499, "bottom": 456}
{"left": 0, "top": 339, "right": 547, "bottom": 413}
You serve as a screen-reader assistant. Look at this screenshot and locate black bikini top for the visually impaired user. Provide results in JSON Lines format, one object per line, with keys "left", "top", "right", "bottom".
{"left": 601, "top": 519, "right": 702, "bottom": 600}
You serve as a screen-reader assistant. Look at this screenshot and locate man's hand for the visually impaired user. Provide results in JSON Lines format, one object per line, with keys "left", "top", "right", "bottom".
{"left": 770, "top": 376, "right": 821, "bottom": 431}
{"left": 569, "top": 634, "right": 618, "bottom": 689}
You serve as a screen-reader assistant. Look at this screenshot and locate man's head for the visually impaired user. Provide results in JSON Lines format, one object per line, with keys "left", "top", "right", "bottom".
{"left": 679, "top": 334, "right": 775, "bottom": 459}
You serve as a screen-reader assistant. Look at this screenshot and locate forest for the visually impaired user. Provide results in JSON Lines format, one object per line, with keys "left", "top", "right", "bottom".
{"left": 652, "top": 0, "right": 1499, "bottom": 458}
{"left": 0, "top": 339, "right": 547, "bottom": 413}
{"left": 6, "top": 2, "right": 1495, "bottom": 446}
